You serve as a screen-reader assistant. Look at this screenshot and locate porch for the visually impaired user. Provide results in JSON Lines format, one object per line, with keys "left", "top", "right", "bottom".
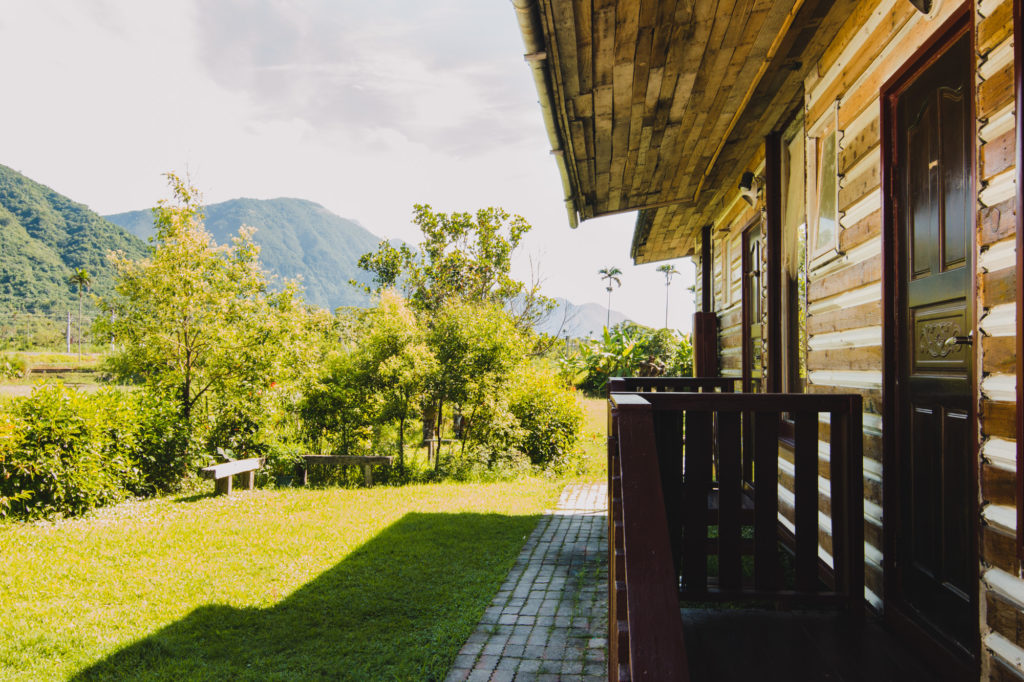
{"left": 607, "top": 377, "right": 938, "bottom": 681}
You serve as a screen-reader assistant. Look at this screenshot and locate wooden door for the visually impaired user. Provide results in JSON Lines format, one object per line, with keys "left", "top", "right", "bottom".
{"left": 741, "top": 223, "right": 763, "bottom": 394}
{"left": 889, "top": 27, "right": 976, "bottom": 659}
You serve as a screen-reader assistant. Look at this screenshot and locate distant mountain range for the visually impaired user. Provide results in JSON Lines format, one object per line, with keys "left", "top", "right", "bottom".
{"left": 536, "top": 299, "right": 629, "bottom": 338}
{"left": 0, "top": 166, "right": 629, "bottom": 333}
{"left": 106, "top": 198, "right": 379, "bottom": 310}
{"left": 0, "top": 164, "right": 146, "bottom": 310}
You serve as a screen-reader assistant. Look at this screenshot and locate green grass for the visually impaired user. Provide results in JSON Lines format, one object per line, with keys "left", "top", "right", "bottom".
{"left": 0, "top": 481, "right": 562, "bottom": 681}
{"left": 572, "top": 396, "right": 607, "bottom": 482}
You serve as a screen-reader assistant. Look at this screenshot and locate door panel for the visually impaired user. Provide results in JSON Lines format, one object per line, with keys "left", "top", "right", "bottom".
{"left": 893, "top": 29, "right": 975, "bottom": 656}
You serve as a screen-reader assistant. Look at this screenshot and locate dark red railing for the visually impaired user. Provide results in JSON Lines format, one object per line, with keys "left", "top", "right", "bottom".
{"left": 607, "top": 379, "right": 865, "bottom": 681}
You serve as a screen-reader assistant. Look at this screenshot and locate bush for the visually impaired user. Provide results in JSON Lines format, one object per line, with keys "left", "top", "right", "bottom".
{"left": 0, "top": 353, "right": 26, "bottom": 379}
{"left": 559, "top": 323, "right": 694, "bottom": 395}
{"left": 0, "top": 384, "right": 143, "bottom": 520}
{"left": 508, "top": 369, "right": 583, "bottom": 472}
{"left": 131, "top": 393, "right": 201, "bottom": 494}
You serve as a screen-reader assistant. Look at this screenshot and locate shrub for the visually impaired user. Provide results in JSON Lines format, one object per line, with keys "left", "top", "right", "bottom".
{"left": 0, "top": 384, "right": 143, "bottom": 520}
{"left": 131, "top": 393, "right": 201, "bottom": 494}
{"left": 0, "top": 353, "right": 26, "bottom": 379}
{"left": 508, "top": 369, "right": 583, "bottom": 472}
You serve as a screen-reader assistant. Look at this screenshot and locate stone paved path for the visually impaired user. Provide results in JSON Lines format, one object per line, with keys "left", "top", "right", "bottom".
{"left": 445, "top": 483, "right": 608, "bottom": 682}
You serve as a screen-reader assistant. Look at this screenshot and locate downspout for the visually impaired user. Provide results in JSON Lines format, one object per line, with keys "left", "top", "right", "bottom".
{"left": 512, "top": 0, "right": 579, "bottom": 228}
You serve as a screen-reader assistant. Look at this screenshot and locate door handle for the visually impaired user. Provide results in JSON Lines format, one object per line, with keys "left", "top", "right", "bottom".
{"left": 942, "top": 331, "right": 973, "bottom": 350}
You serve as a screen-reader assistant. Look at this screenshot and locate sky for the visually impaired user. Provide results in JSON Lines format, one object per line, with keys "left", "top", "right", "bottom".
{"left": 0, "top": 0, "right": 696, "bottom": 331}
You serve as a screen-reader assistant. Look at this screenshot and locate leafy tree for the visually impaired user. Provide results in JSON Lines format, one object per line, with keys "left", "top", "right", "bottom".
{"left": 357, "top": 204, "right": 553, "bottom": 329}
{"left": 353, "top": 291, "right": 437, "bottom": 470}
{"left": 426, "top": 300, "right": 528, "bottom": 468}
{"left": 656, "top": 263, "right": 681, "bottom": 328}
{"left": 96, "top": 173, "right": 316, "bottom": 469}
{"left": 598, "top": 266, "right": 622, "bottom": 329}
{"left": 68, "top": 268, "right": 91, "bottom": 356}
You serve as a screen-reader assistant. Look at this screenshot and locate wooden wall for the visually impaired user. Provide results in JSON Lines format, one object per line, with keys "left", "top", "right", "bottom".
{"left": 696, "top": 0, "right": 1019, "bottom": 676}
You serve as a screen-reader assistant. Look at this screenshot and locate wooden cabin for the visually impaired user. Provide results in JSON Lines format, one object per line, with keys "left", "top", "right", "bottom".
{"left": 515, "top": 0, "right": 1022, "bottom": 679}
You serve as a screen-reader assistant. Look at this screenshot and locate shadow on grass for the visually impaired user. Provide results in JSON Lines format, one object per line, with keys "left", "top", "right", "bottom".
{"left": 72, "top": 512, "right": 540, "bottom": 682}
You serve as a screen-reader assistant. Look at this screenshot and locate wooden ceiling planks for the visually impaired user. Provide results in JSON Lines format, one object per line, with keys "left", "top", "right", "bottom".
{"left": 630, "top": 0, "right": 856, "bottom": 261}
{"left": 527, "top": 0, "right": 858, "bottom": 262}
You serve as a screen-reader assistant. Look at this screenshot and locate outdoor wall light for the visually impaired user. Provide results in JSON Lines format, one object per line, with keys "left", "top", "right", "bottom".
{"left": 738, "top": 172, "right": 762, "bottom": 206}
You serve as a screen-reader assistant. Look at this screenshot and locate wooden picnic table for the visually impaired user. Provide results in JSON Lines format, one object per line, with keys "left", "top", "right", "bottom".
{"left": 295, "top": 455, "right": 394, "bottom": 486}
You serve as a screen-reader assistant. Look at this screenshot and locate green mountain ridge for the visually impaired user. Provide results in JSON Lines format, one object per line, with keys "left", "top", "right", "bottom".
{"left": 0, "top": 164, "right": 147, "bottom": 311}
{"left": 106, "top": 197, "right": 378, "bottom": 310}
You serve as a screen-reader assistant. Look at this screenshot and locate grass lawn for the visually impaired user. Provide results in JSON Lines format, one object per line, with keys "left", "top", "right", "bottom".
{"left": 572, "top": 395, "right": 607, "bottom": 481}
{"left": 0, "top": 480, "right": 562, "bottom": 681}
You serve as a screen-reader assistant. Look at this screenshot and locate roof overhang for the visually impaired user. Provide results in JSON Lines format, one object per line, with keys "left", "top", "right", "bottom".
{"left": 516, "top": 0, "right": 856, "bottom": 262}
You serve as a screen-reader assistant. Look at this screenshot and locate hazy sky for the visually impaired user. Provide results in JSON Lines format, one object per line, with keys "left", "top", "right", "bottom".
{"left": 0, "top": 0, "right": 695, "bottom": 331}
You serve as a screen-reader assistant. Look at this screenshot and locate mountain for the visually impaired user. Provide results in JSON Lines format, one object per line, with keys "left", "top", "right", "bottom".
{"left": 535, "top": 298, "right": 629, "bottom": 338}
{"left": 106, "top": 198, "right": 381, "bottom": 310}
{"left": 0, "top": 164, "right": 147, "bottom": 311}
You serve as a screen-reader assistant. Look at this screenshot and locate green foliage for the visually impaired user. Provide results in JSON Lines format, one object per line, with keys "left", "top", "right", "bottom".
{"left": 97, "top": 174, "right": 331, "bottom": 474}
{"left": 0, "top": 163, "right": 146, "bottom": 311}
{"left": 508, "top": 369, "right": 583, "bottom": 471}
{"left": 357, "top": 204, "right": 554, "bottom": 328}
{"left": 559, "top": 322, "right": 694, "bottom": 395}
{"left": 0, "top": 352, "right": 26, "bottom": 379}
{"left": 0, "top": 384, "right": 143, "bottom": 519}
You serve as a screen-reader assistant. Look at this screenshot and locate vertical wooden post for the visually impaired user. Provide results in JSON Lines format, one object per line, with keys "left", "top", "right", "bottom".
{"left": 363, "top": 464, "right": 373, "bottom": 486}
{"left": 241, "top": 470, "right": 255, "bottom": 491}
{"left": 764, "top": 132, "right": 783, "bottom": 393}
{"left": 693, "top": 224, "right": 719, "bottom": 378}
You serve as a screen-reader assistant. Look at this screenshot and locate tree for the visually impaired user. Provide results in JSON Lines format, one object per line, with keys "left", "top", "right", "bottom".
{"left": 96, "top": 173, "right": 314, "bottom": 467}
{"left": 656, "top": 263, "right": 681, "bottom": 328}
{"left": 357, "top": 204, "right": 554, "bottom": 329}
{"left": 68, "top": 268, "right": 91, "bottom": 358}
{"left": 354, "top": 291, "right": 437, "bottom": 470}
{"left": 598, "top": 266, "right": 622, "bottom": 329}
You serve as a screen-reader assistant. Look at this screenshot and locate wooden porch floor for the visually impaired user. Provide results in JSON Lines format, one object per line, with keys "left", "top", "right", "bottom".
{"left": 680, "top": 608, "right": 938, "bottom": 681}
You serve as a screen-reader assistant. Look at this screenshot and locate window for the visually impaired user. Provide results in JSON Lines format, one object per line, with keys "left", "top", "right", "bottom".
{"left": 809, "top": 129, "right": 839, "bottom": 259}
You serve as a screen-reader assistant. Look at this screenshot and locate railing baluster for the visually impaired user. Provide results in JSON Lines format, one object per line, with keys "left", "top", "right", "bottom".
{"left": 653, "top": 409, "right": 685, "bottom": 575}
{"left": 718, "top": 409, "right": 743, "bottom": 590}
{"left": 831, "top": 400, "right": 864, "bottom": 624}
{"left": 683, "top": 409, "right": 712, "bottom": 593}
{"left": 794, "top": 410, "right": 819, "bottom": 593}
{"left": 754, "top": 410, "right": 780, "bottom": 591}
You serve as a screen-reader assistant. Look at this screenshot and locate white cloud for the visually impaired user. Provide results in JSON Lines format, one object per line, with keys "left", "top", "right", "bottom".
{"left": 0, "top": 0, "right": 695, "bottom": 330}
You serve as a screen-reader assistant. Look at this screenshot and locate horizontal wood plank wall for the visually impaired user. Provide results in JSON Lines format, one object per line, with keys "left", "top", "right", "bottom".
{"left": 977, "top": 0, "right": 1022, "bottom": 677}
{"left": 801, "top": 0, "right": 1022, "bottom": 677}
{"left": 699, "top": 3, "right": 1019, "bottom": 674}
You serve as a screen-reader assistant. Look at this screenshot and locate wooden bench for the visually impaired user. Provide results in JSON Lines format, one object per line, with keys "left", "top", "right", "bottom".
{"left": 295, "top": 455, "right": 394, "bottom": 486}
{"left": 199, "top": 457, "right": 264, "bottom": 495}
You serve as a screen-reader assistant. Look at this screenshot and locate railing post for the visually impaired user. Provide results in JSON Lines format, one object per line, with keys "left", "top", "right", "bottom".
{"left": 612, "top": 393, "right": 690, "bottom": 681}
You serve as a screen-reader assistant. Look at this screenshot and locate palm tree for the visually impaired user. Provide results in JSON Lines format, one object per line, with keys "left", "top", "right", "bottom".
{"left": 656, "top": 263, "right": 681, "bottom": 328}
{"left": 598, "top": 266, "right": 622, "bottom": 329}
{"left": 68, "top": 268, "right": 91, "bottom": 358}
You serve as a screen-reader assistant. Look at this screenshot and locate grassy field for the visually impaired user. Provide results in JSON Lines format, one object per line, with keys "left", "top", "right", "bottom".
{"left": 0, "top": 481, "right": 563, "bottom": 681}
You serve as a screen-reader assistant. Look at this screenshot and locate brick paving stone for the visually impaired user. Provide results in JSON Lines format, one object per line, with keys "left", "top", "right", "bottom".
{"left": 446, "top": 483, "right": 608, "bottom": 682}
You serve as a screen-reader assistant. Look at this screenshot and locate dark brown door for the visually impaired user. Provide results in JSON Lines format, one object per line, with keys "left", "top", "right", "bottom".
{"left": 891, "top": 28, "right": 975, "bottom": 657}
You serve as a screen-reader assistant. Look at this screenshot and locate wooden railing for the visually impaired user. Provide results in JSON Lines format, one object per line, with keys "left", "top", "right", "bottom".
{"left": 607, "top": 382, "right": 865, "bottom": 681}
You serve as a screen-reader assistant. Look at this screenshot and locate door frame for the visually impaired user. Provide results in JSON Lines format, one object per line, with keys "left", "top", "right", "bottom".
{"left": 879, "top": 5, "right": 979, "bottom": 673}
